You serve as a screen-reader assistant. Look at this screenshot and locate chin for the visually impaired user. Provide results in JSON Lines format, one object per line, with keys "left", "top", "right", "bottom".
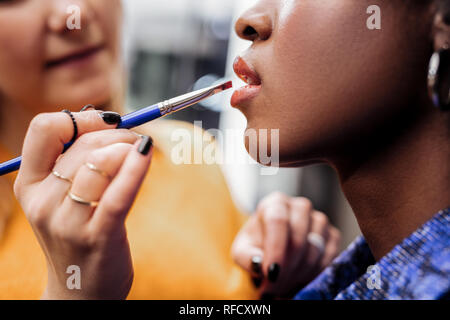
{"left": 47, "top": 77, "right": 113, "bottom": 111}
{"left": 243, "top": 139, "right": 322, "bottom": 168}
{"left": 243, "top": 121, "right": 326, "bottom": 169}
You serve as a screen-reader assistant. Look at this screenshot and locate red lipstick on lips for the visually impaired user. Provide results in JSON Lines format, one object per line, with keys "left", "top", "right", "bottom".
{"left": 231, "top": 56, "right": 262, "bottom": 107}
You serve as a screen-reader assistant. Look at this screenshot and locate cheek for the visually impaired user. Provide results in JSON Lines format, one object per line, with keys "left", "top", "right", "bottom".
{"left": 0, "top": 5, "right": 45, "bottom": 103}
{"left": 90, "top": 0, "right": 122, "bottom": 56}
{"left": 249, "top": 3, "right": 368, "bottom": 159}
{"left": 273, "top": 1, "right": 370, "bottom": 101}
{"left": 248, "top": 2, "right": 429, "bottom": 163}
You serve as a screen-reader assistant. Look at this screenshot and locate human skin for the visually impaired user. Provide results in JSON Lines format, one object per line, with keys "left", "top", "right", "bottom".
{"left": 232, "top": 0, "right": 450, "bottom": 260}
{"left": 0, "top": 0, "right": 147, "bottom": 299}
{"left": 15, "top": 111, "right": 153, "bottom": 300}
{"left": 232, "top": 192, "right": 341, "bottom": 298}
{"left": 0, "top": 0, "right": 122, "bottom": 154}
{"left": 0, "top": 0, "right": 341, "bottom": 299}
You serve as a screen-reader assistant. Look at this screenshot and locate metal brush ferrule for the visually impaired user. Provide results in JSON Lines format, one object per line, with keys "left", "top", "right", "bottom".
{"left": 157, "top": 82, "right": 231, "bottom": 117}
{"left": 158, "top": 100, "right": 172, "bottom": 116}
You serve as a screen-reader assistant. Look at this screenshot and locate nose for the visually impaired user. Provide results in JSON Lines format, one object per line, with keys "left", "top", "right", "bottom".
{"left": 235, "top": 5, "right": 273, "bottom": 42}
{"left": 47, "top": 0, "right": 93, "bottom": 33}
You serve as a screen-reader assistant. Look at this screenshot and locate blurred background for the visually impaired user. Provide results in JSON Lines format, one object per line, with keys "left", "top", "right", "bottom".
{"left": 122, "top": 0, "right": 361, "bottom": 248}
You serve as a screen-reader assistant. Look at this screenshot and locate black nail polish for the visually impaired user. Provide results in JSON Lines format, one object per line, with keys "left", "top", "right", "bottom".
{"left": 251, "top": 255, "right": 263, "bottom": 276}
{"left": 100, "top": 111, "right": 121, "bottom": 125}
{"left": 138, "top": 136, "right": 153, "bottom": 155}
{"left": 268, "top": 263, "right": 280, "bottom": 283}
{"left": 251, "top": 276, "right": 263, "bottom": 289}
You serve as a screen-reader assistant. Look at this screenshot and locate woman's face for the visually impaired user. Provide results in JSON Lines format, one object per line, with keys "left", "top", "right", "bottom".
{"left": 0, "top": 0, "right": 122, "bottom": 113}
{"left": 232, "top": 0, "right": 433, "bottom": 167}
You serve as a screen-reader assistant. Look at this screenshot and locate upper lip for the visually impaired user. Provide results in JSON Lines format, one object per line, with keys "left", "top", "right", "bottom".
{"left": 233, "top": 56, "right": 262, "bottom": 86}
{"left": 45, "top": 44, "right": 104, "bottom": 68}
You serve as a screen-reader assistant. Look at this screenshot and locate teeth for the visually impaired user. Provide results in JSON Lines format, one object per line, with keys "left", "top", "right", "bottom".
{"left": 249, "top": 78, "right": 259, "bottom": 85}
{"left": 240, "top": 74, "right": 260, "bottom": 85}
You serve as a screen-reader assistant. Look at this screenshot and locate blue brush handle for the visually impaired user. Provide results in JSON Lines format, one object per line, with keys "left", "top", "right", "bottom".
{"left": 0, "top": 104, "right": 162, "bottom": 176}
{"left": 117, "top": 103, "right": 161, "bottom": 129}
{"left": 0, "top": 157, "right": 22, "bottom": 176}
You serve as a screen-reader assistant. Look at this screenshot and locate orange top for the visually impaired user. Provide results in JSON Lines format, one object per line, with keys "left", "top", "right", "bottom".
{"left": 0, "top": 119, "right": 257, "bottom": 299}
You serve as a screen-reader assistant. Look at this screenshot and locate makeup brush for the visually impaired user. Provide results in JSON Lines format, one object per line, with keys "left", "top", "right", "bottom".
{"left": 0, "top": 81, "right": 233, "bottom": 176}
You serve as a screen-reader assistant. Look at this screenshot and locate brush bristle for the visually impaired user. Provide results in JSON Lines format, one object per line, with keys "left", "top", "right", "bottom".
{"left": 221, "top": 81, "right": 233, "bottom": 91}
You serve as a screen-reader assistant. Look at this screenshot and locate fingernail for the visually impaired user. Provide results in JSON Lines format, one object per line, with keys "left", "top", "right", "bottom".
{"left": 251, "top": 255, "right": 263, "bottom": 276}
{"left": 268, "top": 263, "right": 280, "bottom": 283}
{"left": 99, "top": 111, "right": 121, "bottom": 125}
{"left": 138, "top": 135, "right": 153, "bottom": 155}
{"left": 251, "top": 276, "right": 263, "bottom": 289}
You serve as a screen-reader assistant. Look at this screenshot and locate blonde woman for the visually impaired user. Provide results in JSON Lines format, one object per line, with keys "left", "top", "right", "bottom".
{"left": 0, "top": 0, "right": 339, "bottom": 299}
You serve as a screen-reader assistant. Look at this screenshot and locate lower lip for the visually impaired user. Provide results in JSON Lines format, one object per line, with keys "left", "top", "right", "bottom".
{"left": 46, "top": 47, "right": 104, "bottom": 70}
{"left": 230, "top": 84, "right": 261, "bottom": 107}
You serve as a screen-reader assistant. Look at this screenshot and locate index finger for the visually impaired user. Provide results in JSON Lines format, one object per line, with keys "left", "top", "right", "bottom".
{"left": 19, "top": 110, "right": 121, "bottom": 185}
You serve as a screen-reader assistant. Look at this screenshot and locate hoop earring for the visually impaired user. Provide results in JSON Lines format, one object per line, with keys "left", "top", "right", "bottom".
{"left": 428, "top": 46, "right": 450, "bottom": 111}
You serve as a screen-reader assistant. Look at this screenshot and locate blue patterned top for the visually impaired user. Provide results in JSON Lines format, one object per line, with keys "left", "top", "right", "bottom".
{"left": 294, "top": 208, "right": 450, "bottom": 300}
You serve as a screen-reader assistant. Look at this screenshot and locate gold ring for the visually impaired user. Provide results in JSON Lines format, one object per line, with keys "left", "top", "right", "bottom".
{"left": 52, "top": 170, "right": 73, "bottom": 184}
{"left": 85, "top": 162, "right": 111, "bottom": 179}
{"left": 67, "top": 191, "right": 99, "bottom": 208}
